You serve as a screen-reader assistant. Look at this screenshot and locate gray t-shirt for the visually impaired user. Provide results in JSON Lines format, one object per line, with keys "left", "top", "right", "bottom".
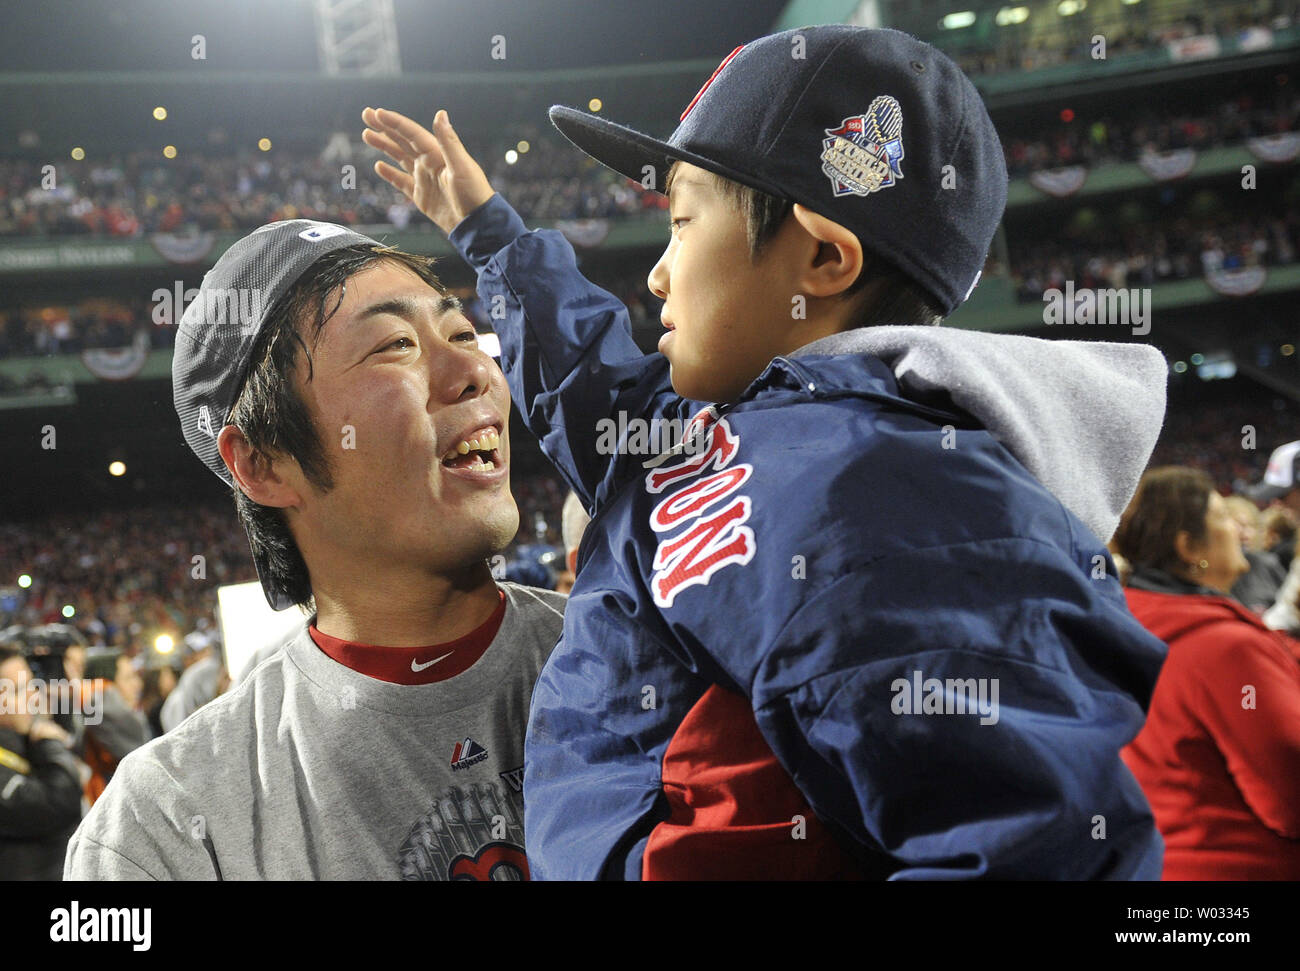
{"left": 64, "top": 583, "right": 565, "bottom": 880}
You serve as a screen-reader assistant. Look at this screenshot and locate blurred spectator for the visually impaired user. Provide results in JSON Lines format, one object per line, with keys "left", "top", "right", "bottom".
{"left": 1114, "top": 466, "right": 1300, "bottom": 879}
{"left": 0, "top": 645, "right": 82, "bottom": 880}
{"left": 557, "top": 491, "right": 591, "bottom": 595}
{"left": 1261, "top": 506, "right": 1298, "bottom": 568}
{"left": 140, "top": 664, "right": 179, "bottom": 740}
{"left": 80, "top": 651, "right": 149, "bottom": 805}
{"left": 159, "top": 631, "right": 224, "bottom": 733}
{"left": 1225, "top": 493, "right": 1287, "bottom": 612}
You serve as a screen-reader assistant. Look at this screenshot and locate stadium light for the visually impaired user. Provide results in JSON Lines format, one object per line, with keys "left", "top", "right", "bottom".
{"left": 995, "top": 6, "right": 1030, "bottom": 26}
{"left": 1190, "top": 353, "right": 1204, "bottom": 365}
{"left": 505, "top": 150, "right": 518, "bottom": 165}
{"left": 1121, "top": 0, "right": 1141, "bottom": 5}
{"left": 258, "top": 138, "right": 272, "bottom": 151}
{"left": 163, "top": 145, "right": 177, "bottom": 159}
{"left": 108, "top": 461, "right": 126, "bottom": 477}
{"left": 1057, "top": 0, "right": 1086, "bottom": 16}
{"left": 517, "top": 140, "right": 530, "bottom": 154}
{"left": 154, "top": 634, "right": 175, "bottom": 654}
{"left": 1172, "top": 361, "right": 1188, "bottom": 373}
{"left": 1283, "top": 344, "right": 1296, "bottom": 357}
{"left": 70, "top": 147, "right": 85, "bottom": 160}
{"left": 941, "top": 11, "right": 977, "bottom": 29}
{"left": 18, "top": 574, "right": 32, "bottom": 588}
{"left": 61, "top": 605, "right": 75, "bottom": 618}
{"left": 153, "top": 106, "right": 167, "bottom": 120}
{"left": 588, "top": 98, "right": 602, "bottom": 112}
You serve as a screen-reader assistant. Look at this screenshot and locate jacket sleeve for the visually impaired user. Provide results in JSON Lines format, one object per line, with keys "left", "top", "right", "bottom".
{"left": 749, "top": 537, "right": 1167, "bottom": 880}
{"left": 0, "top": 737, "right": 84, "bottom": 840}
{"left": 448, "top": 194, "right": 701, "bottom": 510}
{"left": 1188, "top": 627, "right": 1300, "bottom": 839}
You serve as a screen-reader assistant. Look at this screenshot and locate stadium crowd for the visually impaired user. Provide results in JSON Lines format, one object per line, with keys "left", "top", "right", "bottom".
{"left": 0, "top": 270, "right": 663, "bottom": 361}
{"left": 949, "top": 1, "right": 1297, "bottom": 78}
{"left": 1004, "top": 90, "right": 1299, "bottom": 177}
{"left": 0, "top": 88, "right": 1293, "bottom": 238}
{"left": 1011, "top": 210, "right": 1300, "bottom": 300}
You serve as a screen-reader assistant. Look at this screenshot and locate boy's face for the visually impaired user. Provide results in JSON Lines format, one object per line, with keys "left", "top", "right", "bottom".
{"left": 648, "top": 162, "right": 806, "bottom": 403}
{"left": 285, "top": 261, "right": 518, "bottom": 578}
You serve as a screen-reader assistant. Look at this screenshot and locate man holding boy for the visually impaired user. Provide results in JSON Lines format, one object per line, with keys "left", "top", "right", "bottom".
{"left": 365, "top": 25, "right": 1169, "bottom": 880}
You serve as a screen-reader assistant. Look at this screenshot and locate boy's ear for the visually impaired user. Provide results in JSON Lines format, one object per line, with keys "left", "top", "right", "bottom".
{"left": 789, "top": 203, "right": 864, "bottom": 299}
{"left": 217, "top": 424, "right": 303, "bottom": 510}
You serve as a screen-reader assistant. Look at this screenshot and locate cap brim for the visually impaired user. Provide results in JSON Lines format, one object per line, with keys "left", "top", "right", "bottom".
{"left": 548, "top": 105, "right": 790, "bottom": 199}
{"left": 1245, "top": 481, "right": 1291, "bottom": 503}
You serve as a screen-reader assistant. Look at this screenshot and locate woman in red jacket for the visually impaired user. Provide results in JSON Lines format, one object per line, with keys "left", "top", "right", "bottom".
{"left": 1114, "top": 466, "right": 1300, "bottom": 879}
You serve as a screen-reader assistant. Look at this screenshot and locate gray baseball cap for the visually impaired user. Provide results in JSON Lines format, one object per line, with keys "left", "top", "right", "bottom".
{"left": 172, "top": 219, "right": 385, "bottom": 610}
{"left": 1247, "top": 440, "right": 1300, "bottom": 502}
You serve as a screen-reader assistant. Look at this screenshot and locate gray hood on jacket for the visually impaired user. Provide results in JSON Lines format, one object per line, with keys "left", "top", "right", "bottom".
{"left": 792, "top": 326, "right": 1168, "bottom": 544}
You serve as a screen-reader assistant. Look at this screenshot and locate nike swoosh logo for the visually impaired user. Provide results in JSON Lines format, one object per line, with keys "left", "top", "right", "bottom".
{"left": 411, "top": 651, "right": 454, "bottom": 673}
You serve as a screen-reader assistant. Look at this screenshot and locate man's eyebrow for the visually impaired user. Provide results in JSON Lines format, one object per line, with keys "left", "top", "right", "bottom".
{"left": 354, "top": 293, "right": 462, "bottom": 325}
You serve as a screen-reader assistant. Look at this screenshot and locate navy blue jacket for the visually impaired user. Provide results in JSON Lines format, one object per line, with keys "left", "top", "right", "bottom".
{"left": 450, "top": 194, "right": 1168, "bottom": 880}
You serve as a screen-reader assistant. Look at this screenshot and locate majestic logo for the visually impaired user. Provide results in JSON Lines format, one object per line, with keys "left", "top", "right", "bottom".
{"left": 450, "top": 737, "right": 488, "bottom": 770}
{"left": 411, "top": 651, "right": 452, "bottom": 673}
{"left": 643, "top": 409, "right": 756, "bottom": 608}
{"left": 821, "top": 96, "right": 905, "bottom": 198}
{"left": 297, "top": 222, "right": 350, "bottom": 242}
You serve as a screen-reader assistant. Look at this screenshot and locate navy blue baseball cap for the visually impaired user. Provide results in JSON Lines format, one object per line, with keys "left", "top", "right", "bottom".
{"left": 550, "top": 25, "right": 1007, "bottom": 316}
{"left": 172, "top": 219, "right": 385, "bottom": 610}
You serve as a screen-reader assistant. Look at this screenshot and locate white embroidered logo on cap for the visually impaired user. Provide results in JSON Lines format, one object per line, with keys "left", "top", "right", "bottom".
{"left": 298, "top": 223, "right": 350, "bottom": 242}
{"left": 821, "top": 96, "right": 905, "bottom": 198}
{"left": 196, "top": 405, "right": 214, "bottom": 440}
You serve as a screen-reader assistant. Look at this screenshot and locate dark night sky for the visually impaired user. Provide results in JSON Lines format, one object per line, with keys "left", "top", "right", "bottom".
{"left": 0, "top": 0, "right": 792, "bottom": 72}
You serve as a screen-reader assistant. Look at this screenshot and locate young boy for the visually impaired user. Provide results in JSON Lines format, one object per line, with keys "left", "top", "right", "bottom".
{"left": 365, "top": 25, "right": 1169, "bottom": 880}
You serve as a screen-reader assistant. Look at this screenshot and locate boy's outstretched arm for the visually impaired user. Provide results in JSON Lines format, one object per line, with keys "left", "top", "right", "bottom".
{"left": 363, "top": 107, "right": 698, "bottom": 510}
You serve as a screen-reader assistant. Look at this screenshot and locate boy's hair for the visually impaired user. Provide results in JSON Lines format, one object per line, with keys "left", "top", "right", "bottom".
{"left": 667, "top": 162, "right": 945, "bottom": 327}
{"left": 226, "top": 244, "right": 444, "bottom": 612}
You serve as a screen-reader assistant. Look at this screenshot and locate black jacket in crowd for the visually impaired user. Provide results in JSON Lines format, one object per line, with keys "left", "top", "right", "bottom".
{"left": 0, "top": 726, "right": 83, "bottom": 880}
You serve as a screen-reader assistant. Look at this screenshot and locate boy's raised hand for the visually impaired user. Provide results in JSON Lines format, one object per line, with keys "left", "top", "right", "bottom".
{"left": 362, "top": 107, "right": 494, "bottom": 235}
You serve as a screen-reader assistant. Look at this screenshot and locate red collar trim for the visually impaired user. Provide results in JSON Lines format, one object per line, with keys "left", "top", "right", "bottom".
{"left": 308, "top": 590, "right": 506, "bottom": 685}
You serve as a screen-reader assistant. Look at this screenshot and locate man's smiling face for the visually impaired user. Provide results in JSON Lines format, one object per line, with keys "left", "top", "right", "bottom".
{"left": 288, "top": 259, "right": 518, "bottom": 576}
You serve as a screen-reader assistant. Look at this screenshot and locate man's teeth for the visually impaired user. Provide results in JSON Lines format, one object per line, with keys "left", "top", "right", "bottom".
{"left": 444, "top": 428, "right": 501, "bottom": 464}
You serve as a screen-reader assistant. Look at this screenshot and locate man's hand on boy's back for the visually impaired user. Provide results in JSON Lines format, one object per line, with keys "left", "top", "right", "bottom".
{"left": 362, "top": 107, "right": 494, "bottom": 235}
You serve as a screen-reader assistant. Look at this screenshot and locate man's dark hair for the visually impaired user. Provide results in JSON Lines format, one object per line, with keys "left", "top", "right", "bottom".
{"left": 226, "top": 245, "right": 444, "bottom": 612}
{"left": 666, "top": 162, "right": 945, "bottom": 327}
{"left": 1113, "top": 466, "right": 1215, "bottom": 580}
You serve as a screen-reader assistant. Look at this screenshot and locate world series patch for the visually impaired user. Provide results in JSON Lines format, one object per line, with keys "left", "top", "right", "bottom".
{"left": 821, "top": 95, "right": 905, "bottom": 198}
